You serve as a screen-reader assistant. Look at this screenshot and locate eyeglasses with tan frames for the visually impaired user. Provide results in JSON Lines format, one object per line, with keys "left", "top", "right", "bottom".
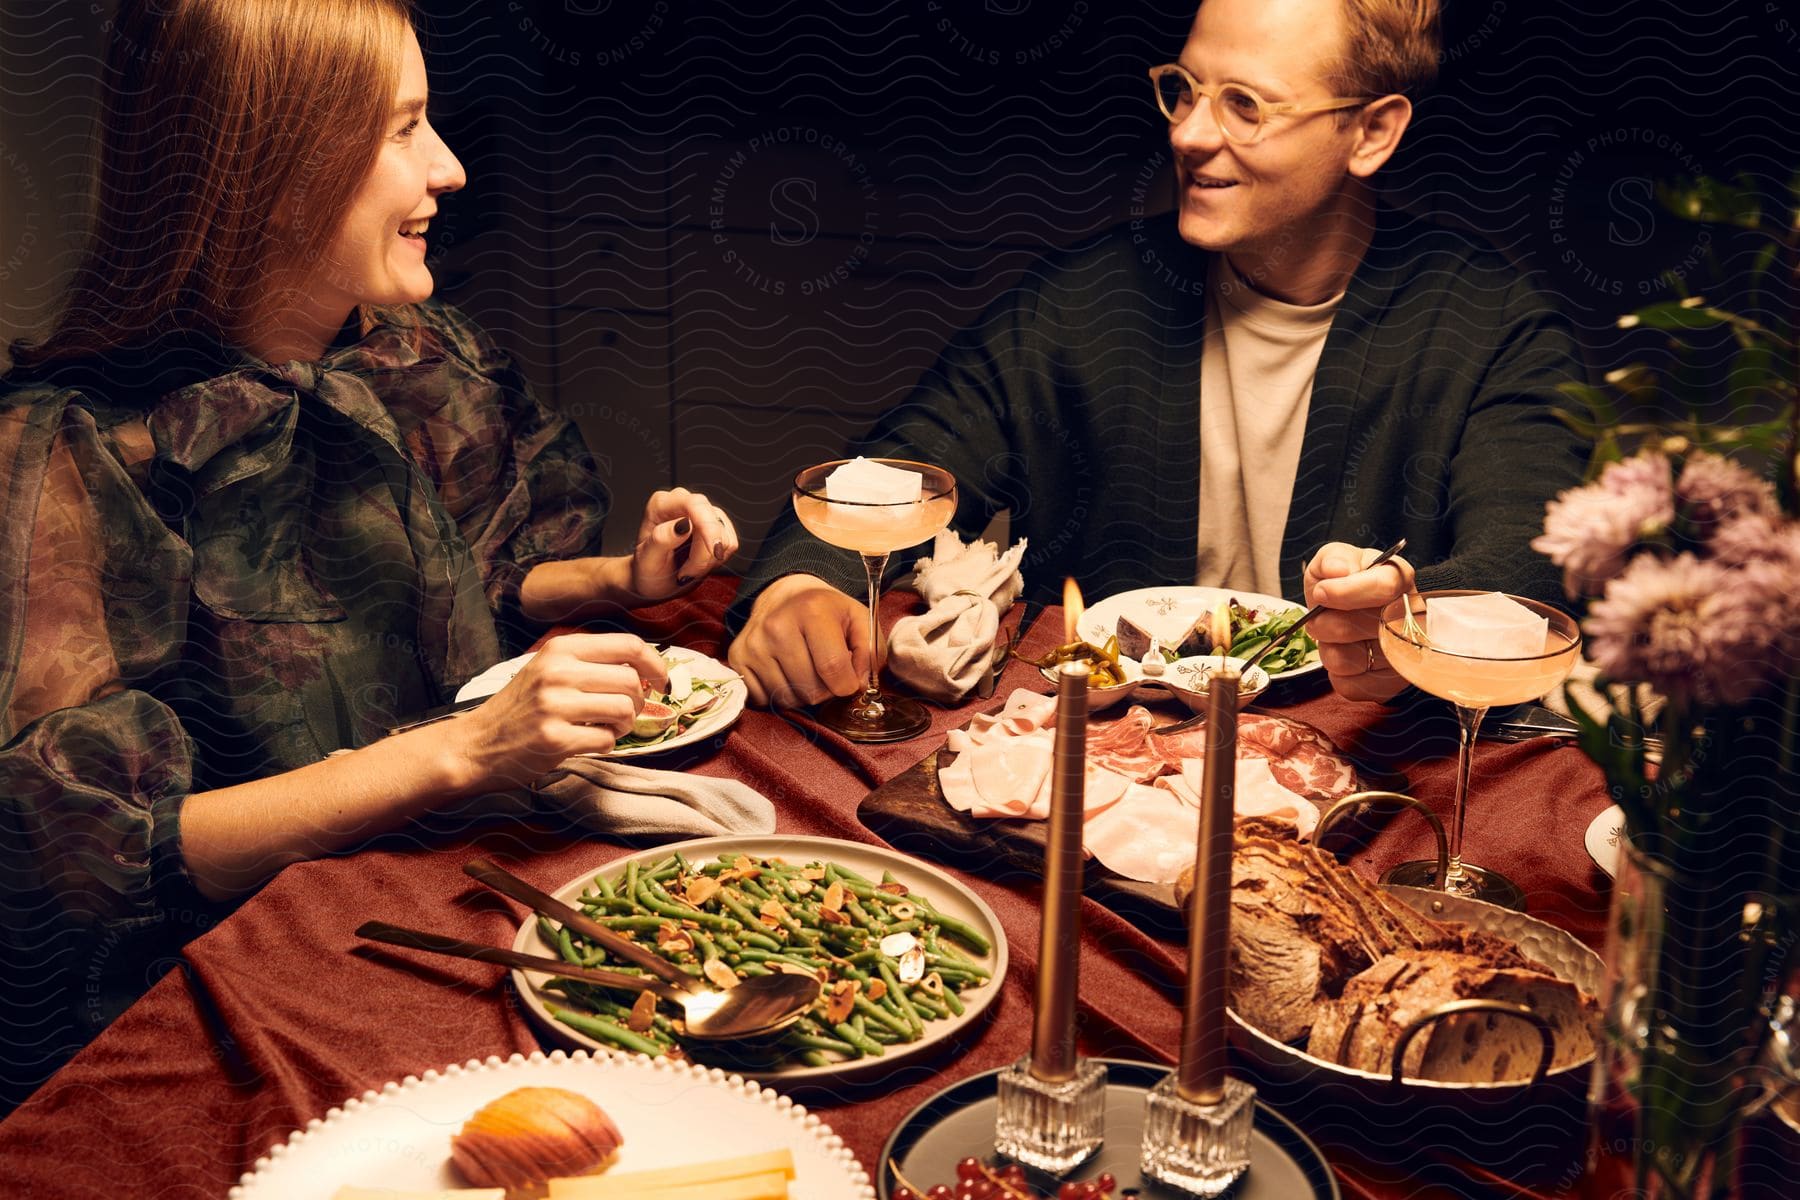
{"left": 1148, "top": 62, "right": 1373, "bottom": 144}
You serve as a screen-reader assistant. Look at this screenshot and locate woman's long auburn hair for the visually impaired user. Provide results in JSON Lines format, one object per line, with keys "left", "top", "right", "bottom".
{"left": 10, "top": 0, "right": 414, "bottom": 371}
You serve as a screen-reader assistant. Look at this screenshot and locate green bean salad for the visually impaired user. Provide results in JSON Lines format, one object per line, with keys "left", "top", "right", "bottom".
{"left": 535, "top": 852, "right": 995, "bottom": 1067}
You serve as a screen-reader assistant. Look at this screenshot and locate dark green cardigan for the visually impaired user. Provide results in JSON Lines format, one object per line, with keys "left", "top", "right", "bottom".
{"left": 730, "top": 209, "right": 1589, "bottom": 626}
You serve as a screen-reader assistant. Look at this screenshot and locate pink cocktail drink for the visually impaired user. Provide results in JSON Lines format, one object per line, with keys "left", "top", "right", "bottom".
{"left": 792, "top": 491, "right": 956, "bottom": 555}
{"left": 790, "top": 459, "right": 958, "bottom": 743}
{"left": 1377, "top": 591, "right": 1583, "bottom": 909}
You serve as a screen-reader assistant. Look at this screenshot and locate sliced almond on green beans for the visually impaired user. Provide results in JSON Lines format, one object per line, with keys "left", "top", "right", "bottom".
{"left": 733, "top": 855, "right": 762, "bottom": 879}
{"left": 877, "top": 881, "right": 910, "bottom": 897}
{"left": 627, "top": 990, "right": 657, "bottom": 1031}
{"left": 758, "top": 898, "right": 790, "bottom": 927}
{"left": 879, "top": 931, "right": 918, "bottom": 958}
{"left": 866, "top": 977, "right": 888, "bottom": 1001}
{"left": 822, "top": 881, "right": 846, "bottom": 913}
{"left": 817, "top": 906, "right": 850, "bottom": 926}
{"left": 898, "top": 947, "right": 927, "bottom": 985}
{"left": 802, "top": 866, "right": 828, "bottom": 881}
{"left": 656, "top": 923, "right": 694, "bottom": 955}
{"left": 825, "top": 979, "right": 858, "bottom": 1023}
{"left": 703, "top": 958, "right": 739, "bottom": 991}
{"left": 684, "top": 876, "right": 722, "bottom": 907}
{"left": 789, "top": 877, "right": 814, "bottom": 896}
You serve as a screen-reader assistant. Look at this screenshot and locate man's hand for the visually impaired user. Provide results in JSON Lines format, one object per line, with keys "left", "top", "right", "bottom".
{"left": 1302, "top": 542, "right": 1416, "bottom": 703}
{"left": 727, "top": 574, "right": 873, "bottom": 708}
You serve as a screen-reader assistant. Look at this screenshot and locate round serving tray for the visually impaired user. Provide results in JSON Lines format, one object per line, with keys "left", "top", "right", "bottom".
{"left": 878, "top": 1058, "right": 1338, "bottom": 1200}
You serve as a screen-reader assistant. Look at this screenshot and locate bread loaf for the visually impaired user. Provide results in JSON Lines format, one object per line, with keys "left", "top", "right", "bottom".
{"left": 1184, "top": 823, "right": 1598, "bottom": 1084}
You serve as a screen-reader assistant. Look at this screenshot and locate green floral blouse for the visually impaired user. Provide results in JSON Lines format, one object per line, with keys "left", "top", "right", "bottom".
{"left": 0, "top": 301, "right": 607, "bottom": 1042}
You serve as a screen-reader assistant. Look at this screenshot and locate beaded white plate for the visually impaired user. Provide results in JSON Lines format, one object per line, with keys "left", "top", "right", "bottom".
{"left": 228, "top": 1049, "right": 874, "bottom": 1199}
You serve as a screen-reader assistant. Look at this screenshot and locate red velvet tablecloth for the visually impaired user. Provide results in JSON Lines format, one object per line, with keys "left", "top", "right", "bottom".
{"left": 0, "top": 579, "right": 1628, "bottom": 1199}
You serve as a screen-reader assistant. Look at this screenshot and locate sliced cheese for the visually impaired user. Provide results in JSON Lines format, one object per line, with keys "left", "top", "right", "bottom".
{"left": 331, "top": 1188, "right": 505, "bottom": 1200}
{"left": 548, "top": 1168, "right": 788, "bottom": 1200}
{"left": 546, "top": 1149, "right": 794, "bottom": 1198}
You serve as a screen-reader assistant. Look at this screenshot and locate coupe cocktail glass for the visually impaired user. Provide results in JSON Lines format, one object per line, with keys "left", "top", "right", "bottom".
{"left": 1377, "top": 591, "right": 1582, "bottom": 910}
{"left": 791, "top": 459, "right": 957, "bottom": 742}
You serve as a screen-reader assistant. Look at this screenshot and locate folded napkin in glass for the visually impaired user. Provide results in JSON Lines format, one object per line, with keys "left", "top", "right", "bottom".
{"left": 534, "top": 760, "right": 776, "bottom": 838}
{"left": 887, "top": 531, "right": 1028, "bottom": 703}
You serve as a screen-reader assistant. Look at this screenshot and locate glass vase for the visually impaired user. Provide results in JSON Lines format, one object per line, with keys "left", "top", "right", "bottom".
{"left": 1586, "top": 838, "right": 1758, "bottom": 1198}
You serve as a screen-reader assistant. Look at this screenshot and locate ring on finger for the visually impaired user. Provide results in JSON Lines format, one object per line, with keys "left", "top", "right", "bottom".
{"left": 1363, "top": 641, "right": 1377, "bottom": 673}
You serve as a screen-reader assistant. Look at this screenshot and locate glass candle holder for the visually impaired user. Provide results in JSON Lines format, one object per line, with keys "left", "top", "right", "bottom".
{"left": 1139, "top": 1074, "right": 1255, "bottom": 1196}
{"left": 994, "top": 1054, "right": 1108, "bottom": 1174}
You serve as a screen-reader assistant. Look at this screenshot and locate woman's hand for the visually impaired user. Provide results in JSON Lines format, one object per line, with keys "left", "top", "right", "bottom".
{"left": 1303, "top": 542, "right": 1416, "bottom": 703}
{"left": 453, "top": 633, "right": 668, "bottom": 788}
{"left": 628, "top": 488, "right": 739, "bottom": 603}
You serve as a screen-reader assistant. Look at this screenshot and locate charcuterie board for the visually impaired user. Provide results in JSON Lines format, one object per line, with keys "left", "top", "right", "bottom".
{"left": 857, "top": 706, "right": 1407, "bottom": 934}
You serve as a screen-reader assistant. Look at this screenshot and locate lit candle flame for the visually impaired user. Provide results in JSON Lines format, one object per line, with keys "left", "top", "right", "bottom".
{"left": 1211, "top": 602, "right": 1231, "bottom": 668}
{"left": 1064, "top": 578, "right": 1085, "bottom": 645}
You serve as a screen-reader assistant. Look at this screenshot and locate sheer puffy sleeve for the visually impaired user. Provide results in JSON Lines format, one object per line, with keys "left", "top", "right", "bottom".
{"left": 0, "top": 392, "right": 200, "bottom": 988}
{"left": 397, "top": 301, "right": 611, "bottom": 652}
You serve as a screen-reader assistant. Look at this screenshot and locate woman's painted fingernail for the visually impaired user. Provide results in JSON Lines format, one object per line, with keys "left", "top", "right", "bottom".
{"left": 674, "top": 517, "right": 692, "bottom": 537}
{"left": 714, "top": 541, "right": 727, "bottom": 560}
{"left": 677, "top": 574, "right": 694, "bottom": 587}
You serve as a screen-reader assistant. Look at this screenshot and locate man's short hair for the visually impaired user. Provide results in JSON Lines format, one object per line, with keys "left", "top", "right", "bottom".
{"left": 1334, "top": 0, "right": 1442, "bottom": 100}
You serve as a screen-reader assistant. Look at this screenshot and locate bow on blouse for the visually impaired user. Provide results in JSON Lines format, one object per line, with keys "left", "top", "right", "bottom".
{"left": 145, "top": 327, "right": 502, "bottom": 700}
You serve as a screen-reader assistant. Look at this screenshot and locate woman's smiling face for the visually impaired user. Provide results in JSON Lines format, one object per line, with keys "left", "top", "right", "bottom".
{"left": 314, "top": 26, "right": 465, "bottom": 313}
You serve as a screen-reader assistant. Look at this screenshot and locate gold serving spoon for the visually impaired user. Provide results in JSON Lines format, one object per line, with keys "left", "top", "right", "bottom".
{"left": 356, "top": 919, "right": 820, "bottom": 1042}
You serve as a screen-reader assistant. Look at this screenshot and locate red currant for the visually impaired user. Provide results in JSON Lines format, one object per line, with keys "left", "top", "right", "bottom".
{"left": 1096, "top": 1172, "right": 1118, "bottom": 1193}
{"left": 1058, "top": 1183, "right": 1085, "bottom": 1200}
{"left": 928, "top": 1186, "right": 955, "bottom": 1200}
{"left": 1001, "top": 1164, "right": 1028, "bottom": 1184}
{"left": 894, "top": 1190, "right": 919, "bottom": 1200}
{"left": 956, "top": 1157, "right": 985, "bottom": 1182}
{"left": 967, "top": 1181, "right": 997, "bottom": 1199}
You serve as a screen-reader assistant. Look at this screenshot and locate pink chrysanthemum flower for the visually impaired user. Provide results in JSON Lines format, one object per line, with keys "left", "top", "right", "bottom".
{"left": 1584, "top": 552, "right": 1784, "bottom": 707}
{"left": 1533, "top": 453, "right": 1674, "bottom": 596}
{"left": 1675, "top": 451, "right": 1779, "bottom": 535}
{"left": 1710, "top": 512, "right": 1795, "bottom": 567}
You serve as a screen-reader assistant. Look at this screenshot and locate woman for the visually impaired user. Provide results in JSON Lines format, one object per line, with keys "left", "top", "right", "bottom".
{"left": 0, "top": 0, "right": 734, "bottom": 1076}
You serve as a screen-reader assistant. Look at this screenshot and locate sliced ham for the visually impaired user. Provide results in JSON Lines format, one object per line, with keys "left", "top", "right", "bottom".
{"left": 971, "top": 738, "right": 1053, "bottom": 817}
{"left": 1152, "top": 758, "right": 1319, "bottom": 838}
{"left": 1083, "top": 783, "right": 1201, "bottom": 884}
{"left": 947, "top": 690, "right": 1056, "bottom": 752}
{"left": 940, "top": 730, "right": 1054, "bottom": 818}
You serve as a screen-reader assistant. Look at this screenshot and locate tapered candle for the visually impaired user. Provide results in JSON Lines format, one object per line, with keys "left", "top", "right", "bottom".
{"left": 1178, "top": 624, "right": 1237, "bottom": 1103}
{"left": 1032, "top": 579, "right": 1089, "bottom": 1083}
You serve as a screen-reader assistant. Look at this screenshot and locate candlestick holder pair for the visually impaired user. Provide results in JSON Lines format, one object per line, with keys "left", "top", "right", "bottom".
{"left": 992, "top": 635, "right": 1254, "bottom": 1195}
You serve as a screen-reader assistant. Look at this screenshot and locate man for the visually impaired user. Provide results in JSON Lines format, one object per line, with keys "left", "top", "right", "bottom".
{"left": 727, "top": 0, "right": 1586, "bottom": 707}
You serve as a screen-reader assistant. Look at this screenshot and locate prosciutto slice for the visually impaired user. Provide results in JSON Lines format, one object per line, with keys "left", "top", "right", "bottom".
{"left": 1150, "top": 713, "right": 1359, "bottom": 803}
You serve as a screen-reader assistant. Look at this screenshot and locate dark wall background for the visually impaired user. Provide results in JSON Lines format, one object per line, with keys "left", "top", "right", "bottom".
{"left": 4, "top": 0, "right": 1798, "bottom": 552}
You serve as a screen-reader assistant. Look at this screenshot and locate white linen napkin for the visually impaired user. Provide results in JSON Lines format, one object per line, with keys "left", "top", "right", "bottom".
{"left": 534, "top": 760, "right": 777, "bottom": 838}
{"left": 887, "top": 531, "right": 1028, "bottom": 703}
